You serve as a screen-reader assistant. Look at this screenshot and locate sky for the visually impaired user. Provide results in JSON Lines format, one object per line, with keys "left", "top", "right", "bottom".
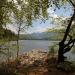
{"left": 7, "top": 2, "right": 73, "bottom": 34}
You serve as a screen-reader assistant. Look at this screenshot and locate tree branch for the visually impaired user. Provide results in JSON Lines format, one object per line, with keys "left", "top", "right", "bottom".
{"left": 61, "top": 9, "right": 75, "bottom": 43}
{"left": 63, "top": 40, "right": 74, "bottom": 54}
{"left": 69, "top": 0, "right": 75, "bottom": 7}
{"left": 65, "top": 38, "right": 75, "bottom": 47}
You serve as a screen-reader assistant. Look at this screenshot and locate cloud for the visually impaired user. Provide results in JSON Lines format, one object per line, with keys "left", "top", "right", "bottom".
{"left": 47, "top": 8, "right": 54, "bottom": 14}
{"left": 47, "top": 7, "right": 59, "bottom": 19}
{"left": 27, "top": 27, "right": 46, "bottom": 33}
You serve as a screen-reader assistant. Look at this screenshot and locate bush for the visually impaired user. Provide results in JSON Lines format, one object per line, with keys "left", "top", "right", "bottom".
{"left": 0, "top": 62, "right": 18, "bottom": 75}
{"left": 23, "top": 64, "right": 29, "bottom": 75}
{"left": 48, "top": 44, "right": 58, "bottom": 59}
{"left": 57, "top": 61, "right": 75, "bottom": 72}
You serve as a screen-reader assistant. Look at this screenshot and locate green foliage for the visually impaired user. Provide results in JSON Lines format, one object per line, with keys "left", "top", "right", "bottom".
{"left": 0, "top": 0, "right": 74, "bottom": 26}
{"left": 0, "top": 0, "right": 15, "bottom": 26}
{"left": 0, "top": 0, "right": 74, "bottom": 29}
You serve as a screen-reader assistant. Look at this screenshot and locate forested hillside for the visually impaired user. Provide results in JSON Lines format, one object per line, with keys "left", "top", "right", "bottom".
{"left": 0, "top": 27, "right": 16, "bottom": 40}
{"left": 19, "top": 29, "right": 64, "bottom": 40}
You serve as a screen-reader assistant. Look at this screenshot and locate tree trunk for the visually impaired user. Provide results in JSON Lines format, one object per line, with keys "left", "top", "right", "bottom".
{"left": 58, "top": 10, "right": 75, "bottom": 63}
{"left": 58, "top": 42, "right": 64, "bottom": 62}
{"left": 16, "top": 31, "right": 20, "bottom": 59}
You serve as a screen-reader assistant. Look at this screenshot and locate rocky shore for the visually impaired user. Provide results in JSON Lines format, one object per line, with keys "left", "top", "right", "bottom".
{"left": 18, "top": 49, "right": 48, "bottom": 65}
{"left": 0, "top": 49, "right": 75, "bottom": 75}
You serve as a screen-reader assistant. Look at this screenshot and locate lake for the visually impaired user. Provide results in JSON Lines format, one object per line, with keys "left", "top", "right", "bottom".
{"left": 0, "top": 40, "right": 75, "bottom": 61}
{"left": 18, "top": 40, "right": 75, "bottom": 61}
{"left": 19, "top": 40, "right": 59, "bottom": 53}
{"left": 0, "top": 40, "right": 58, "bottom": 61}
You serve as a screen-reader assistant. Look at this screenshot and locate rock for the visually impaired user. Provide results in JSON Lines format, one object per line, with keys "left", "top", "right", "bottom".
{"left": 19, "top": 49, "right": 47, "bottom": 65}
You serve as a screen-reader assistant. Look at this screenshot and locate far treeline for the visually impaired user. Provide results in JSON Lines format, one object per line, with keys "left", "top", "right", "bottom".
{"left": 0, "top": 27, "right": 16, "bottom": 40}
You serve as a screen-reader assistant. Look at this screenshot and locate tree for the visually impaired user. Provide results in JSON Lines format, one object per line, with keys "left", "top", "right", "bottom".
{"left": 0, "top": 0, "right": 20, "bottom": 62}
{"left": 0, "top": 0, "right": 15, "bottom": 53}
{"left": 43, "top": 0, "right": 74, "bottom": 63}
{"left": 12, "top": 0, "right": 33, "bottom": 59}
{"left": 58, "top": 0, "right": 75, "bottom": 63}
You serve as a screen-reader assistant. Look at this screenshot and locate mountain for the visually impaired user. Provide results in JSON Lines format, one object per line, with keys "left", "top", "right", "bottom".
{"left": 19, "top": 32, "right": 60, "bottom": 40}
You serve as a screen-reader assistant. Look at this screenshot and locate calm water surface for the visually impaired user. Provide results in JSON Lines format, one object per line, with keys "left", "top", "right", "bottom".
{"left": 0, "top": 40, "right": 75, "bottom": 61}
{"left": 19, "top": 40, "right": 59, "bottom": 53}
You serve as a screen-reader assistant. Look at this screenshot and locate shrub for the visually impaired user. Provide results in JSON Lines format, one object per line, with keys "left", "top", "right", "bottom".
{"left": 57, "top": 61, "right": 75, "bottom": 72}
{"left": 0, "top": 62, "right": 18, "bottom": 75}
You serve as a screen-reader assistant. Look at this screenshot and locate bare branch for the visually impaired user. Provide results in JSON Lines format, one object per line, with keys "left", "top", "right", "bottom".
{"left": 65, "top": 38, "right": 75, "bottom": 47}
{"left": 68, "top": 33, "right": 72, "bottom": 41}
{"left": 63, "top": 41, "right": 74, "bottom": 54}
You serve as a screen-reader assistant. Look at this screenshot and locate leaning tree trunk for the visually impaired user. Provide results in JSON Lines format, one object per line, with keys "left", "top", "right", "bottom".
{"left": 58, "top": 9, "right": 75, "bottom": 63}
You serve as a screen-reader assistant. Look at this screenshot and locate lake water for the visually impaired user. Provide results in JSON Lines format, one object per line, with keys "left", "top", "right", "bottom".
{"left": 18, "top": 40, "right": 75, "bottom": 61}
{"left": 0, "top": 40, "right": 75, "bottom": 61}
{"left": 19, "top": 40, "right": 59, "bottom": 53}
